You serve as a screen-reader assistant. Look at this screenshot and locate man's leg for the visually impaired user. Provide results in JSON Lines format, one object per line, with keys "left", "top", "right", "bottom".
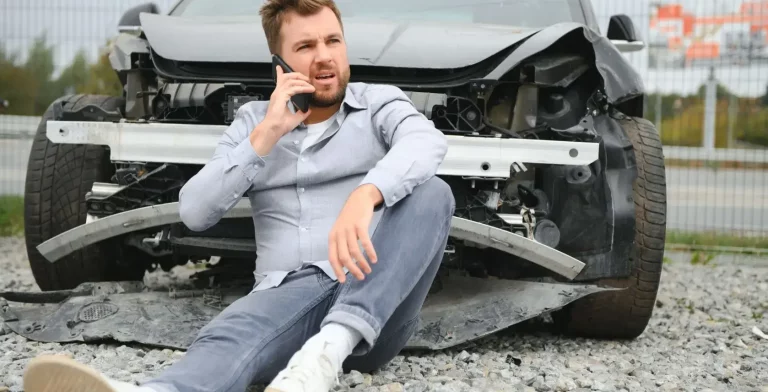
{"left": 266, "top": 176, "right": 455, "bottom": 388}
{"left": 341, "top": 233, "right": 445, "bottom": 374}
{"left": 23, "top": 267, "right": 336, "bottom": 392}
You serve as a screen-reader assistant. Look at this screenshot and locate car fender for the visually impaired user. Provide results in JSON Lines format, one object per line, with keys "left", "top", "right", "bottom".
{"left": 484, "top": 22, "right": 645, "bottom": 105}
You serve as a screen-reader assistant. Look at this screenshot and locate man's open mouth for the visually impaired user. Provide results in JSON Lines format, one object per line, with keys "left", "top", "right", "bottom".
{"left": 315, "top": 73, "right": 335, "bottom": 80}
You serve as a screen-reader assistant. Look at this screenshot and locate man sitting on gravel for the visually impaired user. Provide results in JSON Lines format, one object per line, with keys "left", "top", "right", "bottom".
{"left": 22, "top": 0, "right": 455, "bottom": 392}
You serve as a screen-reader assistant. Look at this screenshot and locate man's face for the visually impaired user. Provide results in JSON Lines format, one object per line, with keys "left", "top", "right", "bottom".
{"left": 278, "top": 7, "right": 350, "bottom": 108}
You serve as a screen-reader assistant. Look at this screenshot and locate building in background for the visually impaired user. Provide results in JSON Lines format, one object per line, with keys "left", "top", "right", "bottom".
{"left": 649, "top": 1, "right": 768, "bottom": 68}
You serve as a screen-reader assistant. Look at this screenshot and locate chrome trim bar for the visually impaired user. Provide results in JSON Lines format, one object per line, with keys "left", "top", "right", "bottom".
{"left": 37, "top": 202, "right": 585, "bottom": 280}
{"left": 449, "top": 217, "right": 584, "bottom": 279}
{"left": 46, "top": 121, "right": 599, "bottom": 178}
{"left": 37, "top": 200, "right": 252, "bottom": 263}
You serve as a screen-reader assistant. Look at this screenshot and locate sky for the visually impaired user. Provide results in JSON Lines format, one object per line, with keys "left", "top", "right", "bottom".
{"left": 1, "top": 0, "right": 765, "bottom": 97}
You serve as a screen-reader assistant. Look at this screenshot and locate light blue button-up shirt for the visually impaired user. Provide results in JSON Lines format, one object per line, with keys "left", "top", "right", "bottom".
{"left": 178, "top": 82, "right": 448, "bottom": 291}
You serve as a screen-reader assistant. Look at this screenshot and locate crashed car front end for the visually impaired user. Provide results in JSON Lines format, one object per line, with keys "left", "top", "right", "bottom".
{"left": 2, "top": 8, "right": 653, "bottom": 350}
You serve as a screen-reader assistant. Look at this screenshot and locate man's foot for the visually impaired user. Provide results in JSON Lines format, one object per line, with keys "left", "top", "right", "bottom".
{"left": 265, "top": 338, "right": 341, "bottom": 392}
{"left": 24, "top": 354, "right": 141, "bottom": 392}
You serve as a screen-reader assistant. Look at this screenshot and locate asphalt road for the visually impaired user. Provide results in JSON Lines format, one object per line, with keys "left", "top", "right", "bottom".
{"left": 1, "top": 138, "right": 767, "bottom": 235}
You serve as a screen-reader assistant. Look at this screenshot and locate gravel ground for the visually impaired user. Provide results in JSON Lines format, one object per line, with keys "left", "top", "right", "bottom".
{"left": 1, "top": 236, "right": 767, "bottom": 392}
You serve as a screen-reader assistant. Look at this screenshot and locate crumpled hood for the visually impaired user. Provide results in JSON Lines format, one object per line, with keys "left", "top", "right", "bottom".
{"left": 139, "top": 13, "right": 540, "bottom": 69}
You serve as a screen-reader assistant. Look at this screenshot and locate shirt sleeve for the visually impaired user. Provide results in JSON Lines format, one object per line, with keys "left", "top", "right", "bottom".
{"left": 178, "top": 102, "right": 267, "bottom": 231}
{"left": 359, "top": 85, "right": 449, "bottom": 207}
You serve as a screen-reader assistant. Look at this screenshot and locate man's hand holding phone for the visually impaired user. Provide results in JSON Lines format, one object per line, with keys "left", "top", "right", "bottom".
{"left": 250, "top": 65, "right": 315, "bottom": 156}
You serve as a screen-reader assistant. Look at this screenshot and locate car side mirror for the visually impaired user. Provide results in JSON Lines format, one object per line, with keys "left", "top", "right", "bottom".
{"left": 118, "top": 2, "right": 159, "bottom": 33}
{"left": 608, "top": 14, "right": 638, "bottom": 41}
{"left": 607, "top": 14, "right": 645, "bottom": 53}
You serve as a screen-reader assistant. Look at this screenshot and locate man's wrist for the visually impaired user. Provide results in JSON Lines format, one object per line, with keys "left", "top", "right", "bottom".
{"left": 356, "top": 184, "right": 384, "bottom": 206}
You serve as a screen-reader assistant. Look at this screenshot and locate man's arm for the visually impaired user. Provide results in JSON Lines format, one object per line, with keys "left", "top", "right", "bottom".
{"left": 178, "top": 103, "right": 267, "bottom": 232}
{"left": 328, "top": 85, "right": 449, "bottom": 282}
{"left": 358, "top": 85, "right": 449, "bottom": 207}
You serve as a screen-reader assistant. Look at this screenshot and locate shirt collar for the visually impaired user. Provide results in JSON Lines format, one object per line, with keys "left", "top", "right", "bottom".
{"left": 341, "top": 85, "right": 366, "bottom": 111}
{"left": 292, "top": 85, "right": 364, "bottom": 129}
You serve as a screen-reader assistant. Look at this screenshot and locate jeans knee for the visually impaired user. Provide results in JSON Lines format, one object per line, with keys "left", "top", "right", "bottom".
{"left": 407, "top": 176, "right": 455, "bottom": 218}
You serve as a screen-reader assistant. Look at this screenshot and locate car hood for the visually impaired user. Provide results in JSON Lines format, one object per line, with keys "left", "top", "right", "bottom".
{"left": 139, "top": 13, "right": 541, "bottom": 69}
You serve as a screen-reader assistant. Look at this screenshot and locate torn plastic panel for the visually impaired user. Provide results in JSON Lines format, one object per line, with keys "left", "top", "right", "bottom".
{"left": 0, "top": 278, "right": 617, "bottom": 351}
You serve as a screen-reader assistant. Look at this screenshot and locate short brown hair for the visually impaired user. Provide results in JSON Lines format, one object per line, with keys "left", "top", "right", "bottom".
{"left": 259, "top": 0, "right": 344, "bottom": 55}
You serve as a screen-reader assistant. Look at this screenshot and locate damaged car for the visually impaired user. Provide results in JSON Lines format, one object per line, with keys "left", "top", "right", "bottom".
{"left": 2, "top": 0, "right": 667, "bottom": 351}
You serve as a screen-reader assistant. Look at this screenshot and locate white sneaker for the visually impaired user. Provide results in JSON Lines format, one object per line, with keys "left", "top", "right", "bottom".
{"left": 24, "top": 354, "right": 142, "bottom": 392}
{"left": 265, "top": 339, "right": 341, "bottom": 392}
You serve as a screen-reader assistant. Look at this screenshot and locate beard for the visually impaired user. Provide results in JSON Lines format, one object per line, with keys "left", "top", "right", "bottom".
{"left": 310, "top": 66, "right": 350, "bottom": 108}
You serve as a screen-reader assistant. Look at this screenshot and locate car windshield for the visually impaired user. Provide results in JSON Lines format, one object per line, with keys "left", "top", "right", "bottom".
{"left": 169, "top": 0, "right": 586, "bottom": 29}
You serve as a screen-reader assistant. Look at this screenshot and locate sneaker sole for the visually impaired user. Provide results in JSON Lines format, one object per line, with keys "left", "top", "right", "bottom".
{"left": 24, "top": 355, "right": 116, "bottom": 392}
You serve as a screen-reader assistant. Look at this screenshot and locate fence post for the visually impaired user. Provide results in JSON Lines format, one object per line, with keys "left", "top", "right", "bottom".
{"left": 703, "top": 66, "right": 717, "bottom": 152}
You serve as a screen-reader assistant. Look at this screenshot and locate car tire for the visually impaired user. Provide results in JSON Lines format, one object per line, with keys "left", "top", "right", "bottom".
{"left": 554, "top": 115, "right": 667, "bottom": 338}
{"left": 24, "top": 94, "right": 148, "bottom": 291}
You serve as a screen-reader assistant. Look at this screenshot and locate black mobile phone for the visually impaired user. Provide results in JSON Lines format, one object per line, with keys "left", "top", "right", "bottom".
{"left": 272, "top": 54, "right": 311, "bottom": 113}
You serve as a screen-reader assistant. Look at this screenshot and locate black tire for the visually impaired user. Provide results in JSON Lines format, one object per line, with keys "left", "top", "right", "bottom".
{"left": 554, "top": 116, "right": 667, "bottom": 338}
{"left": 24, "top": 94, "right": 148, "bottom": 291}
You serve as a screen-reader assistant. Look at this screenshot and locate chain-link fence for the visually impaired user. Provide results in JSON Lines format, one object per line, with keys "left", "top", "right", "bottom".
{"left": 1, "top": 0, "right": 767, "bottom": 251}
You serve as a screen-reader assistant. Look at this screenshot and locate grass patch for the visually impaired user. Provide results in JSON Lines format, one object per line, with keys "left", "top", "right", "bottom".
{"left": 0, "top": 195, "right": 24, "bottom": 237}
{"left": 667, "top": 230, "right": 768, "bottom": 250}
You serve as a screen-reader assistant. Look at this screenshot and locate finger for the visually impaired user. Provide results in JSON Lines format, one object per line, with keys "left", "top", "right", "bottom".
{"left": 282, "top": 79, "right": 314, "bottom": 89}
{"left": 357, "top": 225, "right": 377, "bottom": 264}
{"left": 293, "top": 108, "right": 312, "bottom": 121}
{"left": 328, "top": 231, "right": 345, "bottom": 283}
{"left": 347, "top": 228, "right": 371, "bottom": 275}
{"left": 337, "top": 232, "right": 364, "bottom": 281}
{"left": 281, "top": 85, "right": 315, "bottom": 99}
{"left": 280, "top": 71, "right": 311, "bottom": 83}
{"left": 275, "top": 65, "right": 284, "bottom": 81}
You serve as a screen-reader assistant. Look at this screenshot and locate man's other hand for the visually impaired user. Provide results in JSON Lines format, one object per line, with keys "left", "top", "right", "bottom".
{"left": 328, "top": 184, "right": 383, "bottom": 283}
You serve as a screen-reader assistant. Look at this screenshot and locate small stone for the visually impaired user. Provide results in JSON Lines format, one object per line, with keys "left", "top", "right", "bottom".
{"left": 344, "top": 370, "right": 365, "bottom": 387}
{"left": 381, "top": 383, "right": 403, "bottom": 392}
{"left": 403, "top": 380, "right": 428, "bottom": 392}
{"left": 576, "top": 378, "right": 592, "bottom": 388}
{"left": 556, "top": 377, "right": 577, "bottom": 391}
{"left": 456, "top": 350, "right": 471, "bottom": 362}
{"left": 468, "top": 367, "right": 486, "bottom": 378}
{"left": 532, "top": 376, "right": 551, "bottom": 391}
{"left": 565, "top": 358, "right": 584, "bottom": 370}
{"left": 427, "top": 376, "right": 453, "bottom": 383}
{"left": 592, "top": 380, "right": 608, "bottom": 391}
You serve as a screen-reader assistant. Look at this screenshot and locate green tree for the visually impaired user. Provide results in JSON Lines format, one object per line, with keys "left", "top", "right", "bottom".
{"left": 24, "top": 34, "right": 59, "bottom": 115}
{"left": 81, "top": 46, "right": 123, "bottom": 97}
{"left": 0, "top": 45, "right": 39, "bottom": 115}
{"left": 55, "top": 50, "right": 91, "bottom": 96}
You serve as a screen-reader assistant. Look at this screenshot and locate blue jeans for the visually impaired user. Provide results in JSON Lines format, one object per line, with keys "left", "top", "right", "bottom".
{"left": 143, "top": 177, "right": 456, "bottom": 392}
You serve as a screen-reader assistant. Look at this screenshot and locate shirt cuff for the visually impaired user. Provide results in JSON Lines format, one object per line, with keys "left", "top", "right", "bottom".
{"left": 231, "top": 138, "right": 267, "bottom": 181}
{"left": 359, "top": 168, "right": 401, "bottom": 208}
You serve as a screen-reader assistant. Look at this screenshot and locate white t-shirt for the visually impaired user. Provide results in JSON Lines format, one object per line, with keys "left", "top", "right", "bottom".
{"left": 302, "top": 116, "right": 336, "bottom": 152}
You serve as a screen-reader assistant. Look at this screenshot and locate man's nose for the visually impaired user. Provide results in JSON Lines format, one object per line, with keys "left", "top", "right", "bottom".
{"left": 315, "top": 43, "right": 332, "bottom": 62}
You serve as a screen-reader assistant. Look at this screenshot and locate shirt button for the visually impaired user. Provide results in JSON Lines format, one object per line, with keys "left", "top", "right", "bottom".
{"left": 301, "top": 157, "right": 307, "bottom": 162}
{"left": 300, "top": 227, "right": 308, "bottom": 231}
{"left": 299, "top": 187, "right": 305, "bottom": 193}
{"left": 293, "top": 140, "right": 300, "bottom": 145}
{"left": 391, "top": 195, "right": 396, "bottom": 202}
